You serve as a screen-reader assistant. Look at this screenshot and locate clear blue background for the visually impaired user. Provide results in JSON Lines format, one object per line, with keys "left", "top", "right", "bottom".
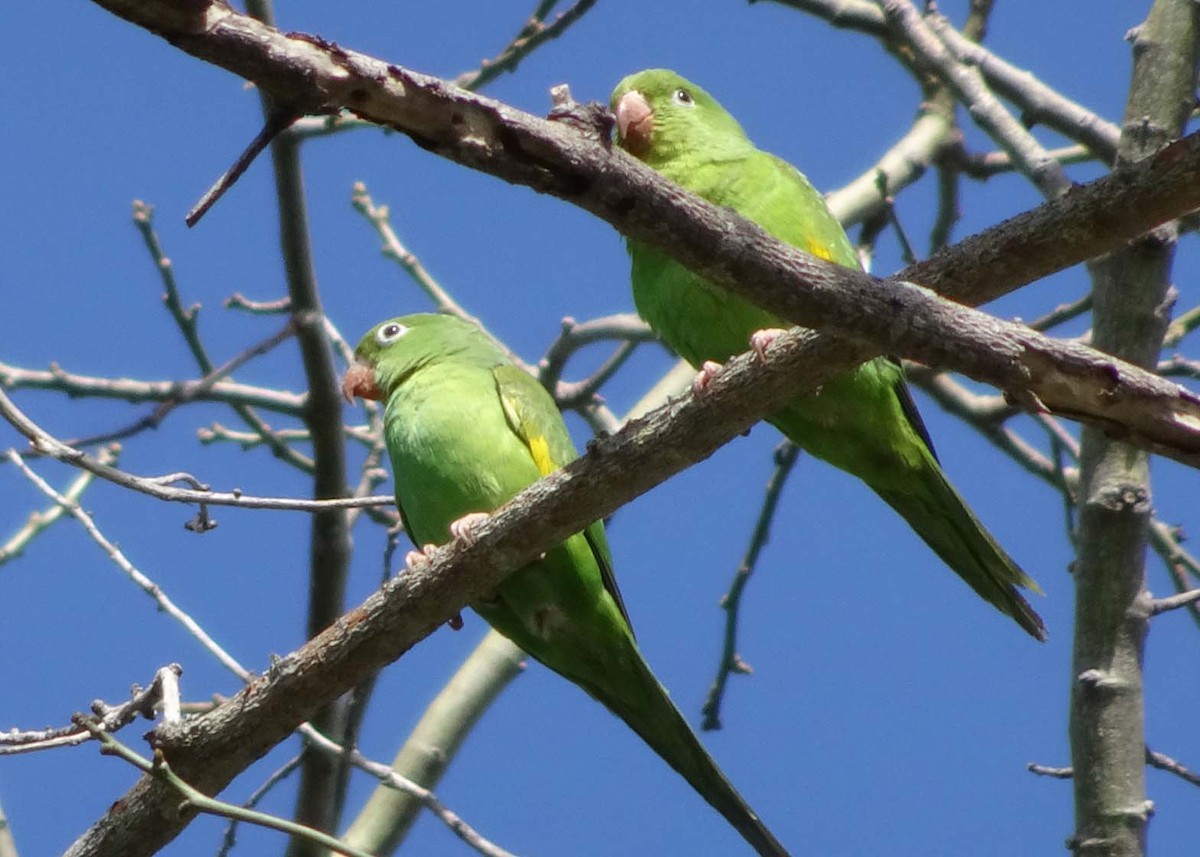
{"left": 2, "top": 2, "right": 1197, "bottom": 855}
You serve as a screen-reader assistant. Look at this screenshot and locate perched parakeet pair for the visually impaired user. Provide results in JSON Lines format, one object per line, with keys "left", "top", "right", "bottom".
{"left": 344, "top": 313, "right": 788, "bottom": 856}
{"left": 611, "top": 69, "right": 1046, "bottom": 641}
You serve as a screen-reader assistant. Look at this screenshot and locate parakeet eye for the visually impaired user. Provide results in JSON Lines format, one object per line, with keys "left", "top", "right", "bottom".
{"left": 673, "top": 88, "right": 694, "bottom": 106}
{"left": 375, "top": 322, "right": 409, "bottom": 346}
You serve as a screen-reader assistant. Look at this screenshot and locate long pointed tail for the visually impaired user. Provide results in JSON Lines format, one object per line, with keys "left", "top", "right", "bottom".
{"left": 872, "top": 451, "right": 1047, "bottom": 641}
{"left": 601, "top": 656, "right": 790, "bottom": 857}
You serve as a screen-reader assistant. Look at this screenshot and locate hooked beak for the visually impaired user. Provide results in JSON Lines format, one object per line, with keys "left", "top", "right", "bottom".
{"left": 341, "top": 360, "right": 382, "bottom": 404}
{"left": 614, "top": 90, "right": 653, "bottom": 153}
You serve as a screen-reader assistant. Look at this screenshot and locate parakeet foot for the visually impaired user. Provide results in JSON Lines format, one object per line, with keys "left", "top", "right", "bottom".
{"left": 449, "top": 512, "right": 490, "bottom": 546}
{"left": 404, "top": 544, "right": 439, "bottom": 571}
{"left": 404, "top": 544, "right": 465, "bottom": 630}
{"left": 691, "top": 360, "right": 725, "bottom": 397}
{"left": 750, "top": 328, "right": 787, "bottom": 361}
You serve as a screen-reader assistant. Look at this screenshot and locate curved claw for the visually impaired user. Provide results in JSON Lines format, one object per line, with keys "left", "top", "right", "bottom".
{"left": 449, "top": 512, "right": 490, "bottom": 546}
{"left": 750, "top": 328, "right": 787, "bottom": 361}
{"left": 691, "top": 360, "right": 725, "bottom": 398}
{"left": 404, "top": 543, "right": 439, "bottom": 571}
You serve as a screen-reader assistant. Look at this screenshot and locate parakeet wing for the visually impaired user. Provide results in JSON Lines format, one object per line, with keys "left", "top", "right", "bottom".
{"left": 492, "top": 364, "right": 632, "bottom": 630}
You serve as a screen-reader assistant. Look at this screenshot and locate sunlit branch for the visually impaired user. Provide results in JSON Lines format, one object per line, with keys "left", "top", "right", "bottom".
{"left": 0, "top": 444, "right": 116, "bottom": 566}
{"left": 0, "top": 665, "right": 179, "bottom": 756}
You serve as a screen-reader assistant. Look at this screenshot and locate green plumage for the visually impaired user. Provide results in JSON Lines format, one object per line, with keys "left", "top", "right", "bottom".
{"left": 349, "top": 313, "right": 787, "bottom": 856}
{"left": 612, "top": 69, "right": 1046, "bottom": 640}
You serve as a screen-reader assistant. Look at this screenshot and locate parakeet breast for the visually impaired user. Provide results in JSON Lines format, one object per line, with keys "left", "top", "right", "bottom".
{"left": 383, "top": 364, "right": 537, "bottom": 546}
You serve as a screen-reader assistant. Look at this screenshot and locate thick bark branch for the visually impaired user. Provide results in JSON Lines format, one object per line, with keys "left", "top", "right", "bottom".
{"left": 87, "top": 0, "right": 1200, "bottom": 469}
{"left": 1069, "top": 3, "right": 1199, "bottom": 855}
{"left": 65, "top": 3, "right": 1200, "bottom": 853}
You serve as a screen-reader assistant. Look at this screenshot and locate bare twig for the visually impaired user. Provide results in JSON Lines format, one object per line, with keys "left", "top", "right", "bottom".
{"left": 766, "top": 0, "right": 1119, "bottom": 159}
{"left": 1157, "top": 354, "right": 1200, "bottom": 381}
{"left": 226, "top": 293, "right": 293, "bottom": 314}
{"left": 1, "top": 394, "right": 391, "bottom": 512}
{"left": 1022, "top": 294, "right": 1093, "bottom": 333}
{"left": 6, "top": 451, "right": 250, "bottom": 677}
{"left": 0, "top": 361, "right": 304, "bottom": 416}
{"left": 879, "top": 0, "right": 1072, "bottom": 199}
{"left": 217, "top": 755, "right": 305, "bottom": 857}
{"left": 1147, "top": 587, "right": 1200, "bottom": 615}
{"left": 60, "top": 321, "right": 304, "bottom": 460}
{"left": 825, "top": 107, "right": 955, "bottom": 229}
{"left": 957, "top": 144, "right": 1096, "bottom": 179}
{"left": 539, "top": 315, "right": 653, "bottom": 386}
{"left": 701, "top": 442, "right": 800, "bottom": 731}
{"left": 80, "top": 721, "right": 376, "bottom": 857}
{"left": 1163, "top": 304, "right": 1200, "bottom": 347}
{"left": 454, "top": 0, "right": 599, "bottom": 92}
{"left": 349, "top": 183, "right": 485, "bottom": 324}
{"left": 926, "top": 14, "right": 1120, "bottom": 161}
{"left": 186, "top": 108, "right": 298, "bottom": 227}
{"left": 0, "top": 665, "right": 180, "bottom": 755}
{"left": 1146, "top": 746, "right": 1200, "bottom": 787}
{"left": 0, "top": 445, "right": 116, "bottom": 566}
{"left": 1028, "top": 761, "right": 1074, "bottom": 779}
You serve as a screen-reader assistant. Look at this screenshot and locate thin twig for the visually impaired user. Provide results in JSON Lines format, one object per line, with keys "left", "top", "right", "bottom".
{"left": 1163, "top": 304, "right": 1200, "bottom": 347}
{"left": 217, "top": 755, "right": 305, "bottom": 857}
{"left": 0, "top": 665, "right": 180, "bottom": 755}
{"left": 453, "top": 0, "right": 598, "bottom": 92}
{"left": 1027, "top": 761, "right": 1073, "bottom": 779}
{"left": 1, "top": 392, "right": 392, "bottom": 512}
{"left": 958, "top": 144, "right": 1097, "bottom": 179}
{"left": 186, "top": 108, "right": 298, "bottom": 227}
{"left": 11, "top": 439, "right": 497, "bottom": 850}
{"left": 701, "top": 441, "right": 800, "bottom": 731}
{"left": 1146, "top": 746, "right": 1200, "bottom": 788}
{"left": 300, "top": 725, "right": 519, "bottom": 857}
{"left": 1148, "top": 586, "right": 1200, "bottom": 615}
{"left": 351, "top": 182, "right": 484, "bottom": 325}
{"left": 60, "top": 321, "right": 304, "bottom": 460}
{"left": 80, "top": 721, "right": 376, "bottom": 857}
{"left": 0, "top": 445, "right": 116, "bottom": 566}
{"left": 1023, "top": 294, "right": 1093, "bottom": 333}
{"left": 1157, "top": 354, "right": 1200, "bottom": 381}
{"left": 880, "top": 0, "right": 1072, "bottom": 200}
{"left": 6, "top": 450, "right": 250, "bottom": 678}
{"left": 1147, "top": 519, "right": 1200, "bottom": 629}
{"left": 0, "top": 361, "right": 304, "bottom": 416}
{"left": 226, "top": 293, "right": 293, "bottom": 314}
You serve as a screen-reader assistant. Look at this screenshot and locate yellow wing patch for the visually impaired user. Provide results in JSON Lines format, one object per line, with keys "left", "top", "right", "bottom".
{"left": 527, "top": 433, "right": 556, "bottom": 478}
{"left": 806, "top": 240, "right": 837, "bottom": 262}
{"left": 493, "top": 365, "right": 563, "bottom": 477}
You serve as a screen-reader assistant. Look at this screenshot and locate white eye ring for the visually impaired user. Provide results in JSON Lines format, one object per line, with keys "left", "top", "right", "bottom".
{"left": 375, "top": 322, "right": 409, "bottom": 346}
{"left": 673, "top": 88, "right": 694, "bottom": 106}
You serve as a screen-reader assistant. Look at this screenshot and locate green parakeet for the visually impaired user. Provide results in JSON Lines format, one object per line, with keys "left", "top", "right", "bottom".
{"left": 343, "top": 313, "right": 788, "bottom": 856}
{"left": 611, "top": 69, "right": 1046, "bottom": 641}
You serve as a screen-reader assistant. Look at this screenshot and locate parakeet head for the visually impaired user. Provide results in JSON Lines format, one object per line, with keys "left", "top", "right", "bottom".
{"left": 342, "top": 313, "right": 495, "bottom": 402}
{"left": 611, "top": 69, "right": 752, "bottom": 167}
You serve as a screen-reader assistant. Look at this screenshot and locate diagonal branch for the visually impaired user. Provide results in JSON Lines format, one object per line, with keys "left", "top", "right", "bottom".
{"left": 79, "top": 1, "right": 1200, "bottom": 468}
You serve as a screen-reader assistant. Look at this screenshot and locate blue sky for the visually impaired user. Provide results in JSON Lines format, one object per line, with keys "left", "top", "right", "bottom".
{"left": 3, "top": 2, "right": 1197, "bottom": 855}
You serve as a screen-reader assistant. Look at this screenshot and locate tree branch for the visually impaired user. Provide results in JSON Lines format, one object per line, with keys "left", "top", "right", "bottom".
{"left": 83, "top": 0, "right": 1200, "bottom": 468}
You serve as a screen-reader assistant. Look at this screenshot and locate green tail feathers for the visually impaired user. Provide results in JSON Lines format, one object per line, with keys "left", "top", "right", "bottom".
{"left": 598, "top": 655, "right": 790, "bottom": 857}
{"left": 872, "top": 449, "right": 1047, "bottom": 642}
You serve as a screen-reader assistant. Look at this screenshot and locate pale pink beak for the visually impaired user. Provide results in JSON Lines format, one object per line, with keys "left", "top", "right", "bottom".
{"left": 615, "top": 90, "right": 653, "bottom": 153}
{"left": 341, "top": 360, "right": 382, "bottom": 403}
